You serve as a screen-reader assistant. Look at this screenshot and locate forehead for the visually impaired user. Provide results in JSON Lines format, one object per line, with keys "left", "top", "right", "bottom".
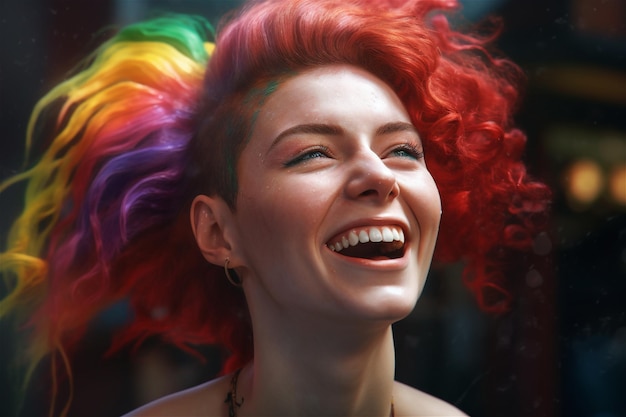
{"left": 247, "top": 65, "right": 411, "bottom": 143}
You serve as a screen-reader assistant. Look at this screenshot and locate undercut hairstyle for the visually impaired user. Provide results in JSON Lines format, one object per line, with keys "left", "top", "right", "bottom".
{"left": 0, "top": 0, "right": 549, "bottom": 411}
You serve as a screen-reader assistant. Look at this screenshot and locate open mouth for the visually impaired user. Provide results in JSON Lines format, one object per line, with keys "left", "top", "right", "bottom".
{"left": 326, "top": 226, "right": 405, "bottom": 260}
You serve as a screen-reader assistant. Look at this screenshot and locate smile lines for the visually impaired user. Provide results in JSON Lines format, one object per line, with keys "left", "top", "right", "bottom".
{"left": 327, "top": 226, "right": 405, "bottom": 252}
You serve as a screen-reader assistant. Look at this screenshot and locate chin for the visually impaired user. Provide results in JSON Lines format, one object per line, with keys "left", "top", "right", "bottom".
{"left": 352, "top": 285, "right": 421, "bottom": 323}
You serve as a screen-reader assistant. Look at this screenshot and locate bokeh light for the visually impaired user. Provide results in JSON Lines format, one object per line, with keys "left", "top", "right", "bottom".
{"left": 564, "top": 159, "right": 605, "bottom": 208}
{"left": 609, "top": 164, "right": 626, "bottom": 206}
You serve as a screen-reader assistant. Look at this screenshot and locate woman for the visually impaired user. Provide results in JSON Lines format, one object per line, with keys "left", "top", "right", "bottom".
{"left": 0, "top": 0, "right": 549, "bottom": 415}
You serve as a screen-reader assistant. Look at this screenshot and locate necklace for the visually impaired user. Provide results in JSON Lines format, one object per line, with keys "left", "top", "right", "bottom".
{"left": 225, "top": 369, "right": 244, "bottom": 417}
{"left": 225, "top": 369, "right": 395, "bottom": 417}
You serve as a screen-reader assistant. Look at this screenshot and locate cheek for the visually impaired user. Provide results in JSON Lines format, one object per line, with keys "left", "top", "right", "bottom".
{"left": 236, "top": 173, "right": 323, "bottom": 241}
{"left": 403, "top": 172, "right": 441, "bottom": 211}
{"left": 428, "top": 182, "right": 443, "bottom": 222}
{"left": 234, "top": 174, "right": 331, "bottom": 282}
{"left": 237, "top": 188, "right": 279, "bottom": 240}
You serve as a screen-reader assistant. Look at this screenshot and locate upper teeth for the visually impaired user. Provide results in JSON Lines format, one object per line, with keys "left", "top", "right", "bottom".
{"left": 328, "top": 226, "right": 405, "bottom": 252}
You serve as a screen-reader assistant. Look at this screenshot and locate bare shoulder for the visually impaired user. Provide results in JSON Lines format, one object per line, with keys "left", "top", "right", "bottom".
{"left": 121, "top": 373, "right": 231, "bottom": 417}
{"left": 393, "top": 381, "right": 469, "bottom": 416}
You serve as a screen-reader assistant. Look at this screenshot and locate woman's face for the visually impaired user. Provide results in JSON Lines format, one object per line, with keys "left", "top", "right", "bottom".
{"left": 230, "top": 64, "right": 441, "bottom": 324}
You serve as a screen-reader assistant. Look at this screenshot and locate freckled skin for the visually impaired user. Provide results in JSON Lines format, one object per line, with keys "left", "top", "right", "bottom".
{"left": 232, "top": 65, "right": 442, "bottom": 325}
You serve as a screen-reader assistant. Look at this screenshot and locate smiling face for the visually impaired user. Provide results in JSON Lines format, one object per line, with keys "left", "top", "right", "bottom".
{"left": 229, "top": 65, "right": 441, "bottom": 325}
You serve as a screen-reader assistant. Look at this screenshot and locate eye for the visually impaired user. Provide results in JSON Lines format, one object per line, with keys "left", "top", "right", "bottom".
{"left": 387, "top": 143, "right": 424, "bottom": 160}
{"left": 284, "top": 146, "right": 331, "bottom": 167}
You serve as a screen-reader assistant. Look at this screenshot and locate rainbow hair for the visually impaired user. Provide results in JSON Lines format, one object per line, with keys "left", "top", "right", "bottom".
{"left": 0, "top": 13, "right": 236, "bottom": 415}
{"left": 1, "top": 0, "right": 550, "bottom": 413}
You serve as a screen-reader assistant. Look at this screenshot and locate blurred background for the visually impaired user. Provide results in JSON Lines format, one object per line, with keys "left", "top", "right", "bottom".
{"left": 1, "top": 0, "right": 624, "bottom": 416}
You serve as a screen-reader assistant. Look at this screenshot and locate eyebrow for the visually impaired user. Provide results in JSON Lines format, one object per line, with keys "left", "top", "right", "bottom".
{"left": 269, "top": 123, "right": 344, "bottom": 150}
{"left": 269, "top": 121, "right": 419, "bottom": 150}
{"left": 375, "top": 121, "right": 419, "bottom": 137}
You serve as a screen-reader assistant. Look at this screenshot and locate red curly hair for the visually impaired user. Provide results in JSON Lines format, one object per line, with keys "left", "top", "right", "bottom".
{"left": 188, "top": 0, "right": 551, "bottom": 370}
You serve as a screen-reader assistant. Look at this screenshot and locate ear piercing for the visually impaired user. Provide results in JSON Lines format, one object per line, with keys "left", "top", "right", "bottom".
{"left": 224, "top": 257, "right": 243, "bottom": 287}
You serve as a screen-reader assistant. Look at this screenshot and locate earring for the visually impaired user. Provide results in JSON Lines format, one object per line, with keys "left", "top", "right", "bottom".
{"left": 224, "top": 257, "right": 242, "bottom": 287}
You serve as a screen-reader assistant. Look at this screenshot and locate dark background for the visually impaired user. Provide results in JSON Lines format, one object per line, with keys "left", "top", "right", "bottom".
{"left": 1, "top": 0, "right": 625, "bottom": 416}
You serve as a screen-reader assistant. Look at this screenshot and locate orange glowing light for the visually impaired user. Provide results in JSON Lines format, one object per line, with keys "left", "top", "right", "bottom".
{"left": 565, "top": 159, "right": 604, "bottom": 206}
{"left": 609, "top": 165, "right": 626, "bottom": 206}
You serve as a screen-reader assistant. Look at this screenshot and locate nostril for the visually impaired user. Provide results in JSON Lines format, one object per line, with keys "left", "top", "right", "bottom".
{"left": 358, "top": 184, "right": 399, "bottom": 200}
{"left": 345, "top": 160, "right": 400, "bottom": 201}
{"left": 388, "top": 181, "right": 400, "bottom": 199}
{"left": 360, "top": 189, "right": 378, "bottom": 197}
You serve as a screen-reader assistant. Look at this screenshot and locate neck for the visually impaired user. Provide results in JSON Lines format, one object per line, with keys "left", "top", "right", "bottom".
{"left": 237, "top": 303, "right": 397, "bottom": 416}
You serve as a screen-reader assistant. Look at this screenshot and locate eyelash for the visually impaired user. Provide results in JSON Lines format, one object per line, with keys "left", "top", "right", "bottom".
{"left": 283, "top": 142, "right": 424, "bottom": 167}
{"left": 284, "top": 146, "right": 331, "bottom": 167}
{"left": 388, "top": 142, "right": 424, "bottom": 160}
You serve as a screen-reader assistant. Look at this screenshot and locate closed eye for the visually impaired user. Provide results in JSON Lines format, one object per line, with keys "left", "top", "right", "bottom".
{"left": 284, "top": 146, "right": 331, "bottom": 167}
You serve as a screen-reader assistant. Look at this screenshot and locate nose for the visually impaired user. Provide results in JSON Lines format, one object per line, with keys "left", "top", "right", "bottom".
{"left": 344, "top": 150, "right": 400, "bottom": 203}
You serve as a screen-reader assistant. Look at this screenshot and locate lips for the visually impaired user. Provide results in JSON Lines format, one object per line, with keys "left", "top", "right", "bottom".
{"left": 326, "top": 226, "right": 406, "bottom": 260}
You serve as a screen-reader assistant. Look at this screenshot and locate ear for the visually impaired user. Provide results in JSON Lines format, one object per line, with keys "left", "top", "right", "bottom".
{"left": 190, "top": 194, "right": 239, "bottom": 266}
